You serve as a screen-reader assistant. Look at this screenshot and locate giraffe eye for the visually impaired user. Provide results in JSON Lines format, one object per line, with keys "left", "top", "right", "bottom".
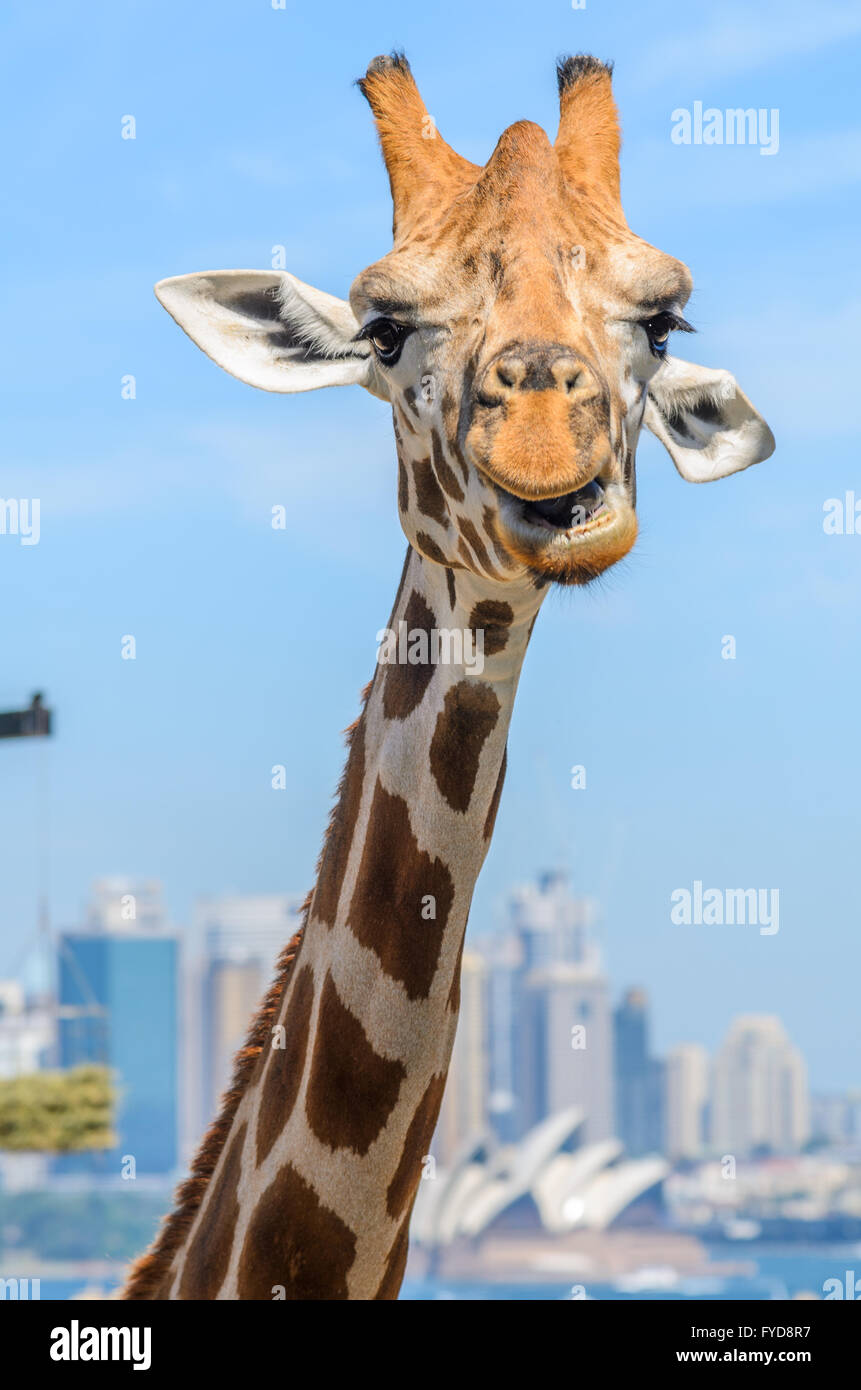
{"left": 640, "top": 310, "right": 694, "bottom": 358}
{"left": 359, "top": 317, "right": 412, "bottom": 366}
{"left": 642, "top": 312, "right": 674, "bottom": 355}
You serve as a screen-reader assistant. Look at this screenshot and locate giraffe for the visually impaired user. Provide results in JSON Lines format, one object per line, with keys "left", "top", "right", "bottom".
{"left": 123, "top": 53, "right": 774, "bottom": 1300}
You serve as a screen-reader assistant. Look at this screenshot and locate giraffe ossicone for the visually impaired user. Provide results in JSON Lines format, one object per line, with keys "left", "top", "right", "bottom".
{"left": 123, "top": 52, "right": 774, "bottom": 1301}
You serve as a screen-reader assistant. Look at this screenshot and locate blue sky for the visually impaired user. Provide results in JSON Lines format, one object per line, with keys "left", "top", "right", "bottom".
{"left": 1, "top": 0, "right": 859, "bottom": 1087}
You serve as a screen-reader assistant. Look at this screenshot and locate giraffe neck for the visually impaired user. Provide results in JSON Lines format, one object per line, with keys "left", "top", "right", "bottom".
{"left": 139, "top": 546, "right": 545, "bottom": 1300}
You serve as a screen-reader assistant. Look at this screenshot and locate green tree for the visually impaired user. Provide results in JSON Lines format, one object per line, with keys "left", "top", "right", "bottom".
{"left": 0, "top": 1065, "right": 115, "bottom": 1151}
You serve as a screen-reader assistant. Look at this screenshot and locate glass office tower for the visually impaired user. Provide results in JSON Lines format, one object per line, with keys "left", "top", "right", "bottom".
{"left": 58, "top": 927, "right": 178, "bottom": 1174}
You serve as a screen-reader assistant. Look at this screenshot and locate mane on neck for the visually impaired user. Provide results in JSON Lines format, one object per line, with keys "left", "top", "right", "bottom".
{"left": 121, "top": 695, "right": 371, "bottom": 1299}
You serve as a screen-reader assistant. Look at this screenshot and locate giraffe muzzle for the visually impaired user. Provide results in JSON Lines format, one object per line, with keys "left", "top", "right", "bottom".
{"left": 464, "top": 343, "right": 615, "bottom": 504}
{"left": 487, "top": 456, "right": 638, "bottom": 584}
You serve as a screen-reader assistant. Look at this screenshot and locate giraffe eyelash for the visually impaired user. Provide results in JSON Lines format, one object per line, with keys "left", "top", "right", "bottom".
{"left": 354, "top": 316, "right": 415, "bottom": 365}
{"left": 640, "top": 310, "right": 696, "bottom": 357}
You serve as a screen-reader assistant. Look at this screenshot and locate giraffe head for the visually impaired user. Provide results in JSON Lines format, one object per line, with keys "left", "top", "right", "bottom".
{"left": 157, "top": 54, "right": 774, "bottom": 587}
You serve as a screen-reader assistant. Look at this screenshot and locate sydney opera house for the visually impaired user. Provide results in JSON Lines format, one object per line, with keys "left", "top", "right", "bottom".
{"left": 412, "top": 1106, "right": 668, "bottom": 1250}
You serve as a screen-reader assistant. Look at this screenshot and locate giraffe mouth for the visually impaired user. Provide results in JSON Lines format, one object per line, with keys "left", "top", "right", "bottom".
{"left": 493, "top": 473, "right": 620, "bottom": 541}
{"left": 520, "top": 479, "right": 609, "bottom": 531}
{"left": 489, "top": 471, "right": 638, "bottom": 581}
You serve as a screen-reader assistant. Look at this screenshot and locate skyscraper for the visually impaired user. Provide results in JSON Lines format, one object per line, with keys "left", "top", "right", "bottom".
{"left": 711, "top": 1015, "right": 809, "bottom": 1156}
{"left": 189, "top": 894, "right": 304, "bottom": 1141}
{"left": 665, "top": 1043, "right": 709, "bottom": 1160}
{"left": 201, "top": 956, "right": 266, "bottom": 1129}
{"left": 434, "top": 950, "right": 488, "bottom": 1165}
{"left": 86, "top": 877, "right": 165, "bottom": 934}
{"left": 194, "top": 894, "right": 304, "bottom": 974}
{"left": 508, "top": 871, "right": 596, "bottom": 971}
{"left": 485, "top": 872, "right": 613, "bottom": 1144}
{"left": 809, "top": 1091, "right": 860, "bottom": 1148}
{"left": 482, "top": 929, "right": 525, "bottom": 1142}
{"left": 613, "top": 988, "right": 664, "bottom": 1155}
{"left": 519, "top": 961, "right": 615, "bottom": 1143}
{"left": 58, "top": 879, "right": 178, "bottom": 1174}
{"left": 0, "top": 981, "right": 52, "bottom": 1078}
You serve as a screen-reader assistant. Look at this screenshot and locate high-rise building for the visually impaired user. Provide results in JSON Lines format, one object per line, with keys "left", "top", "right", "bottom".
{"left": 434, "top": 950, "right": 488, "bottom": 1166}
{"left": 613, "top": 988, "right": 664, "bottom": 1155}
{"left": 508, "top": 871, "right": 597, "bottom": 972}
{"left": 665, "top": 1043, "right": 709, "bottom": 1160}
{"left": 0, "top": 981, "right": 52, "bottom": 1078}
{"left": 86, "top": 878, "right": 166, "bottom": 934}
{"left": 482, "top": 930, "right": 524, "bottom": 1142}
{"left": 711, "top": 1015, "right": 809, "bottom": 1156}
{"left": 189, "top": 894, "right": 305, "bottom": 1142}
{"left": 809, "top": 1090, "right": 861, "bottom": 1147}
{"left": 200, "top": 957, "right": 266, "bottom": 1132}
{"left": 519, "top": 961, "right": 615, "bottom": 1143}
{"left": 480, "top": 872, "right": 613, "bottom": 1144}
{"left": 57, "top": 878, "right": 179, "bottom": 1174}
{"left": 194, "top": 894, "right": 304, "bottom": 974}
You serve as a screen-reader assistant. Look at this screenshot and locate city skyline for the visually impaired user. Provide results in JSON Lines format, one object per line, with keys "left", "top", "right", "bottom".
{"left": 2, "top": 871, "right": 848, "bottom": 1175}
{"left": 5, "top": 863, "right": 850, "bottom": 1095}
{"left": 448, "top": 873, "right": 820, "bottom": 1164}
{"left": 2, "top": 0, "right": 861, "bottom": 1098}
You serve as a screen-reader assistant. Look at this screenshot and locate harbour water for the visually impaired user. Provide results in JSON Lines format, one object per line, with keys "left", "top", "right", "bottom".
{"left": 23, "top": 1243, "right": 861, "bottom": 1301}
{"left": 400, "top": 1244, "right": 861, "bottom": 1300}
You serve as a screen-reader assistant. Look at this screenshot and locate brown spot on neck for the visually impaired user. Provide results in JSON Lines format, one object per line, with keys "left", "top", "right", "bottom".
{"left": 447, "top": 428, "right": 472, "bottom": 488}
{"left": 373, "top": 1214, "right": 412, "bottom": 1300}
{"left": 430, "top": 427, "right": 465, "bottom": 502}
{"left": 386, "top": 1073, "right": 448, "bottom": 1220}
{"left": 397, "top": 456, "right": 409, "bottom": 513}
{"left": 468, "top": 599, "right": 514, "bottom": 657}
{"left": 381, "top": 589, "right": 439, "bottom": 720}
{"left": 429, "top": 681, "right": 501, "bottom": 813}
{"left": 458, "top": 517, "right": 497, "bottom": 577}
{"left": 305, "top": 971, "right": 406, "bottom": 1154}
{"left": 255, "top": 963, "right": 315, "bottom": 1165}
{"left": 415, "top": 531, "right": 454, "bottom": 567}
{"left": 237, "top": 1161, "right": 356, "bottom": 1300}
{"left": 482, "top": 505, "right": 518, "bottom": 571}
{"left": 348, "top": 779, "right": 455, "bottom": 1000}
{"left": 413, "top": 455, "right": 448, "bottom": 526}
{"left": 445, "top": 567, "right": 457, "bottom": 609}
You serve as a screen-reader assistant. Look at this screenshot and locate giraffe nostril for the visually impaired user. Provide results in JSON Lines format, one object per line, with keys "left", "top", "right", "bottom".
{"left": 481, "top": 349, "right": 592, "bottom": 400}
{"left": 553, "top": 360, "right": 586, "bottom": 394}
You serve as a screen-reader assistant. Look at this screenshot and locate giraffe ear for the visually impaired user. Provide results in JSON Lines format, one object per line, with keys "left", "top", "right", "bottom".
{"left": 644, "top": 356, "right": 775, "bottom": 482}
{"left": 154, "top": 270, "right": 390, "bottom": 399}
